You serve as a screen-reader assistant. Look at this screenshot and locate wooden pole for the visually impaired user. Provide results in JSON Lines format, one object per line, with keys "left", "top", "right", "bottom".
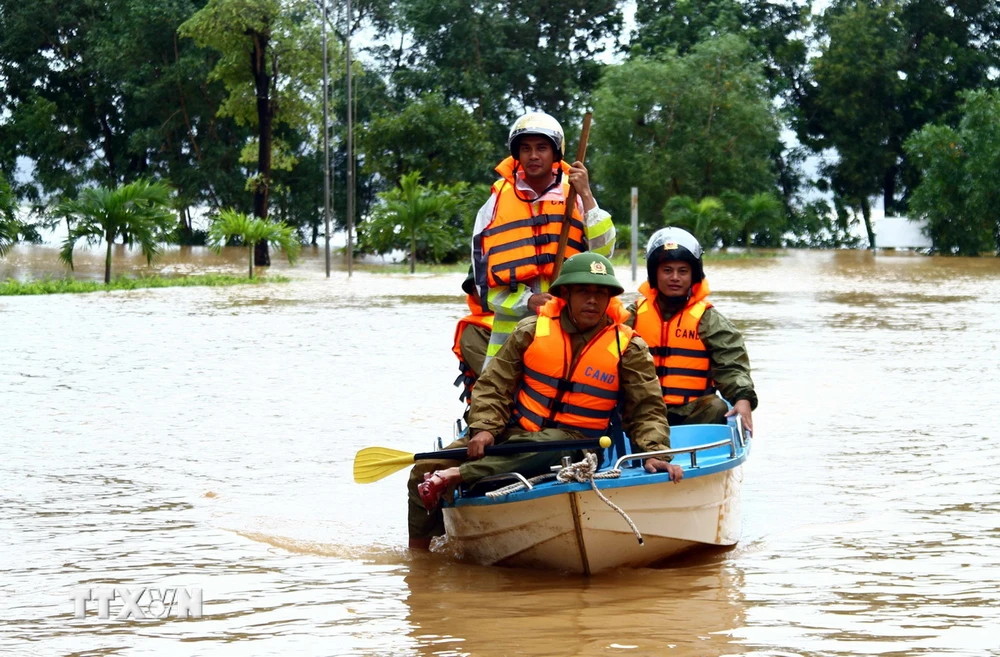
{"left": 550, "top": 112, "right": 592, "bottom": 282}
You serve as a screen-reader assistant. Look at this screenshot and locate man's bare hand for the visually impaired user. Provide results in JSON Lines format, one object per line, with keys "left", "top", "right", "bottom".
{"left": 567, "top": 161, "right": 596, "bottom": 211}
{"left": 528, "top": 293, "right": 554, "bottom": 313}
{"left": 467, "top": 431, "right": 495, "bottom": 459}
{"left": 644, "top": 457, "right": 683, "bottom": 482}
{"left": 724, "top": 399, "right": 753, "bottom": 434}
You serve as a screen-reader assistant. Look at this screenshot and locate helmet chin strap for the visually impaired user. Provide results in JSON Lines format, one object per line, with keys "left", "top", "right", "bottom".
{"left": 512, "top": 162, "right": 562, "bottom": 203}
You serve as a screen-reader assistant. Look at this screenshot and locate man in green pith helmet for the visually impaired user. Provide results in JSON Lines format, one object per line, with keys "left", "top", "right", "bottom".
{"left": 415, "top": 252, "right": 682, "bottom": 516}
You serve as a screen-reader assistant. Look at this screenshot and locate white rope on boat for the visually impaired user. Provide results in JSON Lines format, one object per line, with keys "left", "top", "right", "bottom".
{"left": 484, "top": 453, "right": 644, "bottom": 545}
{"left": 485, "top": 473, "right": 556, "bottom": 498}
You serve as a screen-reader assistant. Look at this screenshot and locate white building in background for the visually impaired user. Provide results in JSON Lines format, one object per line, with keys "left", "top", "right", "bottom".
{"left": 871, "top": 213, "right": 933, "bottom": 249}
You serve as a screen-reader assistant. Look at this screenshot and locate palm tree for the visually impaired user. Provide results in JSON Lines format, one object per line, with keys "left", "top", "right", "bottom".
{"left": 663, "top": 195, "right": 733, "bottom": 247}
{"left": 207, "top": 209, "right": 301, "bottom": 279}
{"left": 58, "top": 179, "right": 176, "bottom": 283}
{"left": 722, "top": 191, "right": 785, "bottom": 247}
{"left": 365, "top": 171, "right": 462, "bottom": 273}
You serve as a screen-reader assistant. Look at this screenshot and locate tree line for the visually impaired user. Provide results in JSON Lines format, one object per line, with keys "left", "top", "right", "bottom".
{"left": 2, "top": 0, "right": 1000, "bottom": 263}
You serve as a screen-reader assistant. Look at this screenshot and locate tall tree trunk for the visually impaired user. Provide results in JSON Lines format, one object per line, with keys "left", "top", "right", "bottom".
{"left": 248, "top": 246, "right": 255, "bottom": 279}
{"left": 104, "top": 231, "right": 113, "bottom": 284}
{"left": 177, "top": 207, "right": 192, "bottom": 243}
{"left": 860, "top": 199, "right": 876, "bottom": 251}
{"left": 410, "top": 231, "right": 416, "bottom": 274}
{"left": 251, "top": 31, "right": 272, "bottom": 267}
{"left": 883, "top": 166, "right": 897, "bottom": 217}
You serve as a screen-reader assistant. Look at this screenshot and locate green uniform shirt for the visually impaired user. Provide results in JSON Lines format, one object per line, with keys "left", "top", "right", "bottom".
{"left": 625, "top": 296, "right": 758, "bottom": 410}
{"left": 459, "top": 324, "right": 491, "bottom": 378}
{"left": 467, "top": 308, "right": 672, "bottom": 454}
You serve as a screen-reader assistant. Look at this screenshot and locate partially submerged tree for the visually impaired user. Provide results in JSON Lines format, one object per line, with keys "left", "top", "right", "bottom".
{"left": 180, "top": 0, "right": 324, "bottom": 267}
{"left": 906, "top": 90, "right": 1000, "bottom": 255}
{"left": 361, "top": 171, "right": 463, "bottom": 273}
{"left": 57, "top": 179, "right": 176, "bottom": 283}
{"left": 721, "top": 191, "right": 785, "bottom": 247}
{"left": 1, "top": 175, "right": 33, "bottom": 257}
{"left": 207, "top": 209, "right": 300, "bottom": 279}
{"left": 663, "top": 196, "right": 732, "bottom": 248}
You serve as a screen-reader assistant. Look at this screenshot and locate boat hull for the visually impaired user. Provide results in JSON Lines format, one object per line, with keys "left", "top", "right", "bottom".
{"left": 443, "top": 463, "right": 743, "bottom": 575}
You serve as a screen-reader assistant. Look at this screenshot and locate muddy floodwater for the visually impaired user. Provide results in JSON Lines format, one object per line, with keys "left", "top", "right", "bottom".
{"left": 2, "top": 245, "right": 999, "bottom": 656}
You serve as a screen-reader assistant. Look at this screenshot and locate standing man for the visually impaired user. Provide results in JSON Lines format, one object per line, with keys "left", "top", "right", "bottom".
{"left": 625, "top": 227, "right": 757, "bottom": 432}
{"left": 472, "top": 111, "right": 616, "bottom": 368}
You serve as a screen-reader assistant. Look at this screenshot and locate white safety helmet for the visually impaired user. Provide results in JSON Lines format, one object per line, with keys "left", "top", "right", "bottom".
{"left": 508, "top": 112, "right": 565, "bottom": 162}
{"left": 645, "top": 227, "right": 705, "bottom": 284}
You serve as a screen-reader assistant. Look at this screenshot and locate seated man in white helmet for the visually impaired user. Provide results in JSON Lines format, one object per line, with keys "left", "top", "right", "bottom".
{"left": 470, "top": 111, "right": 616, "bottom": 370}
{"left": 624, "top": 227, "right": 758, "bottom": 432}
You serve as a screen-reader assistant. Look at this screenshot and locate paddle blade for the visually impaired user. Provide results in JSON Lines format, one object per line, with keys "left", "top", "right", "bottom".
{"left": 353, "top": 446, "right": 417, "bottom": 484}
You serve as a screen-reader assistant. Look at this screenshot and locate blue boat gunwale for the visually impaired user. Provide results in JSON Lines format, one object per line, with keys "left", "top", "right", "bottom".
{"left": 448, "top": 420, "right": 751, "bottom": 508}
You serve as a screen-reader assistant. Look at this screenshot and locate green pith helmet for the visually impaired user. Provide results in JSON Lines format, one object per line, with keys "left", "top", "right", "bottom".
{"left": 462, "top": 265, "right": 476, "bottom": 295}
{"left": 550, "top": 253, "right": 624, "bottom": 297}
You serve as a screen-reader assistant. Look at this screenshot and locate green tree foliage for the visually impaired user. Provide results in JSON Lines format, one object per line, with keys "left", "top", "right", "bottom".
{"left": 180, "top": 0, "right": 326, "bottom": 265}
{"left": 377, "top": 0, "right": 623, "bottom": 146}
{"left": 630, "top": 0, "right": 810, "bottom": 219}
{"left": 631, "top": 0, "right": 809, "bottom": 98}
{"left": 797, "top": 2, "right": 904, "bottom": 248}
{"left": 359, "top": 171, "right": 465, "bottom": 272}
{"left": 57, "top": 180, "right": 176, "bottom": 283}
{"left": 797, "top": 0, "right": 1000, "bottom": 234}
{"left": 591, "top": 36, "right": 780, "bottom": 237}
{"left": 207, "top": 209, "right": 301, "bottom": 278}
{"left": 663, "top": 196, "right": 732, "bottom": 247}
{"left": 0, "top": 0, "right": 249, "bottom": 213}
{"left": 359, "top": 93, "right": 494, "bottom": 186}
{"left": 906, "top": 90, "right": 1000, "bottom": 255}
{"left": 774, "top": 198, "right": 862, "bottom": 248}
{"left": 1, "top": 175, "right": 22, "bottom": 257}
{"left": 721, "top": 191, "right": 785, "bottom": 247}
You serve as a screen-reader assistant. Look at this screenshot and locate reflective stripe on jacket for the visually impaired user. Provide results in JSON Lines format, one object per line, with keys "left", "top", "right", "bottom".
{"left": 452, "top": 295, "right": 494, "bottom": 403}
{"left": 512, "top": 297, "right": 632, "bottom": 438}
{"left": 481, "top": 157, "right": 585, "bottom": 289}
{"left": 633, "top": 280, "right": 715, "bottom": 406}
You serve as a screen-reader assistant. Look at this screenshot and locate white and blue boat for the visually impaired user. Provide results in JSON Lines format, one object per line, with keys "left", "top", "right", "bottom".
{"left": 440, "top": 418, "right": 751, "bottom": 575}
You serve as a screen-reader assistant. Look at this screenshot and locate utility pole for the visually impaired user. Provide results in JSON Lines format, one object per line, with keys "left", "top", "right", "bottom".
{"left": 322, "top": 0, "right": 331, "bottom": 278}
{"left": 631, "top": 187, "right": 638, "bottom": 282}
{"left": 345, "top": 0, "right": 354, "bottom": 277}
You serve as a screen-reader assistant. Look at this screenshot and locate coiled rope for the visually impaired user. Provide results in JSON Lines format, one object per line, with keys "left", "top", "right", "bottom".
{"left": 484, "top": 453, "right": 644, "bottom": 545}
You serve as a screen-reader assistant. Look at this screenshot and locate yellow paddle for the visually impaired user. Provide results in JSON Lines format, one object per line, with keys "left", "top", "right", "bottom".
{"left": 354, "top": 436, "right": 613, "bottom": 484}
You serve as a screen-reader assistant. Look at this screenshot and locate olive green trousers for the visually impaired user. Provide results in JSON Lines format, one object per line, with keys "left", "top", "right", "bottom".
{"left": 407, "top": 427, "right": 585, "bottom": 540}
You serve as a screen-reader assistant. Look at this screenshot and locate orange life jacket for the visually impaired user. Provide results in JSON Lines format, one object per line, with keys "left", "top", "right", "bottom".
{"left": 512, "top": 297, "right": 632, "bottom": 438}
{"left": 452, "top": 295, "right": 494, "bottom": 403}
{"left": 632, "top": 280, "right": 715, "bottom": 406}
{"left": 481, "top": 157, "right": 586, "bottom": 289}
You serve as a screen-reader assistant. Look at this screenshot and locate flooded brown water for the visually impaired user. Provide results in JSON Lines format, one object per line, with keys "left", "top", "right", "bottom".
{"left": 2, "top": 245, "right": 999, "bottom": 656}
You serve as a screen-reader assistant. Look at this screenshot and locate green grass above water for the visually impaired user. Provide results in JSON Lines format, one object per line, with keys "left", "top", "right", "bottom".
{"left": 0, "top": 273, "right": 290, "bottom": 296}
